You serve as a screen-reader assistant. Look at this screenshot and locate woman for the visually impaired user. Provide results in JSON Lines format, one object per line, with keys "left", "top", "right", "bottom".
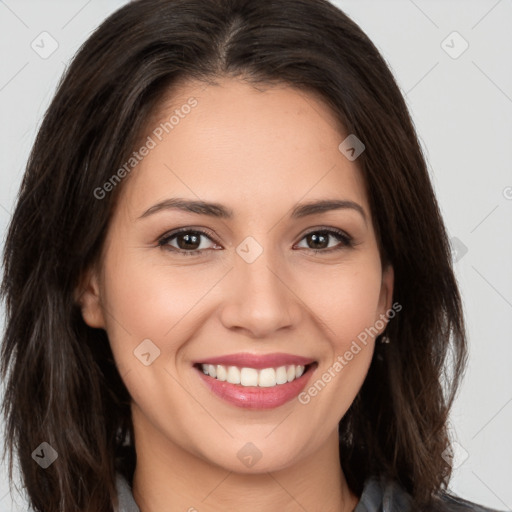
{"left": 0, "top": 0, "right": 503, "bottom": 511}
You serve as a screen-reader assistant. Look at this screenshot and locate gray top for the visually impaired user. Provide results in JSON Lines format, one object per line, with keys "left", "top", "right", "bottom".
{"left": 114, "top": 472, "right": 503, "bottom": 512}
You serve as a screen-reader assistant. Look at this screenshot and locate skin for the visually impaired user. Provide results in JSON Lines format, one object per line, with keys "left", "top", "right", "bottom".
{"left": 79, "top": 76, "right": 394, "bottom": 512}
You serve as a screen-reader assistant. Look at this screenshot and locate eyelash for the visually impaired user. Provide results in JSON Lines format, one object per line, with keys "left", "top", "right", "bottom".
{"left": 157, "top": 227, "right": 354, "bottom": 257}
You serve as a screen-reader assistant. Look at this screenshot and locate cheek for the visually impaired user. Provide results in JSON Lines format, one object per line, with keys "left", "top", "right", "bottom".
{"left": 300, "top": 259, "right": 383, "bottom": 343}
{"left": 100, "top": 248, "right": 221, "bottom": 363}
{"left": 295, "top": 264, "right": 381, "bottom": 424}
{"left": 101, "top": 237, "right": 383, "bottom": 367}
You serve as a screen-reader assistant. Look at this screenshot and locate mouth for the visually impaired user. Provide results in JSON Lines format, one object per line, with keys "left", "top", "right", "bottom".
{"left": 193, "top": 357, "right": 318, "bottom": 409}
{"left": 193, "top": 362, "right": 316, "bottom": 387}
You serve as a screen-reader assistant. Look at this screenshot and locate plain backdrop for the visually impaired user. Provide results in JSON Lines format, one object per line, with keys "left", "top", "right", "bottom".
{"left": 0, "top": 0, "right": 511, "bottom": 510}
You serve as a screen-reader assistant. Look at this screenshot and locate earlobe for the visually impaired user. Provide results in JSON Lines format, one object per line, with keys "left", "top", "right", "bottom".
{"left": 75, "top": 267, "right": 106, "bottom": 329}
{"left": 383, "top": 263, "right": 394, "bottom": 311}
{"left": 378, "top": 263, "right": 395, "bottom": 329}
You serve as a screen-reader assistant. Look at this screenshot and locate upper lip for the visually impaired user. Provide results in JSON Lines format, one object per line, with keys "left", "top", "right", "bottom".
{"left": 194, "top": 352, "right": 316, "bottom": 369}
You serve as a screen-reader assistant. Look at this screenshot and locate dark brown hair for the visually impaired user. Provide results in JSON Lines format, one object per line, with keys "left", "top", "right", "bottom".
{"left": 1, "top": 0, "right": 468, "bottom": 510}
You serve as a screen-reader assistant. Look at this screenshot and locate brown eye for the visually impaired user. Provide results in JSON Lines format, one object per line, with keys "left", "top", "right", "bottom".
{"left": 158, "top": 228, "right": 219, "bottom": 256}
{"left": 295, "top": 229, "right": 353, "bottom": 253}
{"left": 173, "top": 232, "right": 202, "bottom": 251}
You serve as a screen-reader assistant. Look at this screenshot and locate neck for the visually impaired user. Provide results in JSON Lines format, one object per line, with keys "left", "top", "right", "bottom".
{"left": 131, "top": 406, "right": 359, "bottom": 512}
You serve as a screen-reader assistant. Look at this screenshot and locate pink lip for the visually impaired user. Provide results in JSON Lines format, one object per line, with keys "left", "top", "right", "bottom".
{"left": 193, "top": 352, "right": 315, "bottom": 369}
{"left": 196, "top": 368, "right": 315, "bottom": 409}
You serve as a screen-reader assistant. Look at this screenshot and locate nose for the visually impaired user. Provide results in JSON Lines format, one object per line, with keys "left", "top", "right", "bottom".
{"left": 219, "top": 244, "right": 302, "bottom": 338}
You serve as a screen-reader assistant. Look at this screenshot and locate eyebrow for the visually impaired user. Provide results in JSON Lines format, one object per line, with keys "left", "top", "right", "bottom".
{"left": 138, "top": 197, "right": 367, "bottom": 224}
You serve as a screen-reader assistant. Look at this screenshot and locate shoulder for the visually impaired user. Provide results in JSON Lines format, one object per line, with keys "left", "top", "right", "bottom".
{"left": 114, "top": 472, "right": 140, "bottom": 512}
{"left": 437, "top": 491, "right": 505, "bottom": 512}
{"left": 355, "top": 475, "right": 505, "bottom": 512}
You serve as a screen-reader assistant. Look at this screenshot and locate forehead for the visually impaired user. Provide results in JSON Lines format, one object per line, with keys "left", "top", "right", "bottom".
{"left": 116, "top": 77, "right": 369, "bottom": 222}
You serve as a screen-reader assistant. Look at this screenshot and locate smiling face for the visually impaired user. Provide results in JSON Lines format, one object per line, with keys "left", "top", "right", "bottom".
{"left": 80, "top": 76, "right": 393, "bottom": 475}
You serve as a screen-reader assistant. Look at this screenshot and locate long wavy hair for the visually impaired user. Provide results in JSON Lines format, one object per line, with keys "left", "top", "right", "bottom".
{"left": 1, "top": 0, "right": 468, "bottom": 510}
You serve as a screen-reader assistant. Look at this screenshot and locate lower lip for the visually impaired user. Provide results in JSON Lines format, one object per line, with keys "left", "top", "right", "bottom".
{"left": 195, "top": 365, "right": 316, "bottom": 409}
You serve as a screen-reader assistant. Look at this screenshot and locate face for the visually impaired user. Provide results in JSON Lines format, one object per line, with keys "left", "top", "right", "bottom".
{"left": 80, "top": 77, "right": 394, "bottom": 474}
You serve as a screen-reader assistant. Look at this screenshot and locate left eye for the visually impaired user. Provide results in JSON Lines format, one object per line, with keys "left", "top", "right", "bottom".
{"left": 157, "top": 228, "right": 353, "bottom": 256}
{"left": 295, "top": 229, "right": 352, "bottom": 252}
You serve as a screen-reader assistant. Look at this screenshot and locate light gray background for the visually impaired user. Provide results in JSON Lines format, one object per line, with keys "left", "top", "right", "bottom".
{"left": 0, "top": 0, "right": 511, "bottom": 510}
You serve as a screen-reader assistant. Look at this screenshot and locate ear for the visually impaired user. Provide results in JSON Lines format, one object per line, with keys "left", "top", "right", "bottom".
{"left": 74, "top": 266, "right": 106, "bottom": 329}
{"left": 376, "top": 263, "right": 394, "bottom": 332}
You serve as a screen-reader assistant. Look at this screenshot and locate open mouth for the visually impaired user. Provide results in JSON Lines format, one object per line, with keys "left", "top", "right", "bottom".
{"left": 193, "top": 362, "right": 318, "bottom": 388}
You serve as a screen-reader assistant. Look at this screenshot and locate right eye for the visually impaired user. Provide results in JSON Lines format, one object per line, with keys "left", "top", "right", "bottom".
{"left": 157, "top": 228, "right": 221, "bottom": 256}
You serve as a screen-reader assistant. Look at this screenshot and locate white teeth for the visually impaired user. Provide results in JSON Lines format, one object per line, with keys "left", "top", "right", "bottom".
{"left": 240, "top": 367, "right": 258, "bottom": 387}
{"left": 227, "top": 366, "right": 241, "bottom": 384}
{"left": 199, "top": 363, "right": 310, "bottom": 387}
{"left": 275, "top": 366, "right": 288, "bottom": 385}
{"left": 259, "top": 368, "right": 276, "bottom": 387}
{"left": 216, "top": 364, "right": 227, "bottom": 381}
